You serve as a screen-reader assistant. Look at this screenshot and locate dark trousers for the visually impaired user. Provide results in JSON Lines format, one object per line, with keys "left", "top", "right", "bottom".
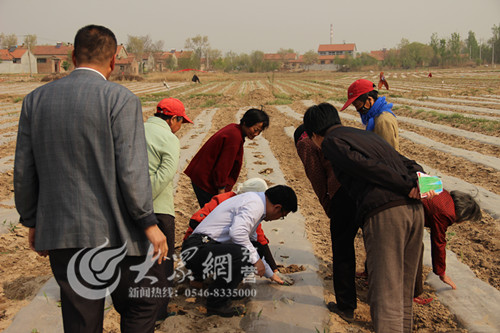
{"left": 156, "top": 213, "right": 175, "bottom": 319}
{"left": 330, "top": 187, "right": 359, "bottom": 312}
{"left": 49, "top": 247, "right": 168, "bottom": 333}
{"left": 191, "top": 182, "right": 215, "bottom": 208}
{"left": 182, "top": 234, "right": 253, "bottom": 308}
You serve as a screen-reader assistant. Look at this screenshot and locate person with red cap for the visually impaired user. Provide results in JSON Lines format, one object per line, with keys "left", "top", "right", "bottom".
{"left": 340, "top": 79, "right": 399, "bottom": 151}
{"left": 144, "top": 97, "right": 193, "bottom": 321}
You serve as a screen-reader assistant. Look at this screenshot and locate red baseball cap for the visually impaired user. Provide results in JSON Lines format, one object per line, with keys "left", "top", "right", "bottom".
{"left": 340, "top": 79, "right": 376, "bottom": 111}
{"left": 156, "top": 98, "right": 193, "bottom": 123}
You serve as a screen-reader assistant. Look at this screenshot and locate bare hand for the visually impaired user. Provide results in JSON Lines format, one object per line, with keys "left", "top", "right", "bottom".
{"left": 144, "top": 225, "right": 168, "bottom": 264}
{"left": 422, "top": 190, "right": 438, "bottom": 199}
{"left": 254, "top": 259, "right": 266, "bottom": 277}
{"left": 440, "top": 274, "right": 457, "bottom": 289}
{"left": 408, "top": 187, "right": 421, "bottom": 199}
{"left": 270, "top": 271, "right": 284, "bottom": 285}
{"left": 28, "top": 228, "right": 48, "bottom": 257}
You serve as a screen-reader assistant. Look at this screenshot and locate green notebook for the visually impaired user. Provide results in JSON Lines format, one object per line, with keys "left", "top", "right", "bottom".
{"left": 417, "top": 171, "right": 443, "bottom": 198}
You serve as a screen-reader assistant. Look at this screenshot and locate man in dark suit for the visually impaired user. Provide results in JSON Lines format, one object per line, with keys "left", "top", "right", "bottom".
{"left": 14, "top": 25, "right": 168, "bottom": 333}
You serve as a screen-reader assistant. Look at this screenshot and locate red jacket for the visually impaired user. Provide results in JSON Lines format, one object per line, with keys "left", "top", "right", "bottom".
{"left": 421, "top": 190, "right": 456, "bottom": 276}
{"left": 184, "top": 123, "right": 244, "bottom": 194}
{"left": 183, "top": 191, "right": 269, "bottom": 246}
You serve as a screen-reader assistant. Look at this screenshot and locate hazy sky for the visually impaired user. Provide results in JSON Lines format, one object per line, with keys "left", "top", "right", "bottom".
{"left": 1, "top": 0, "right": 499, "bottom": 54}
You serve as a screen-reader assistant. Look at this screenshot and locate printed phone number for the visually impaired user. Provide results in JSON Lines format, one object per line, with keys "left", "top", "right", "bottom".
{"left": 184, "top": 288, "right": 257, "bottom": 298}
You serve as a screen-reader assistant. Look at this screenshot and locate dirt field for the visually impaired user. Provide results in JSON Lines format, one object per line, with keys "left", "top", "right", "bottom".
{"left": 0, "top": 68, "right": 499, "bottom": 332}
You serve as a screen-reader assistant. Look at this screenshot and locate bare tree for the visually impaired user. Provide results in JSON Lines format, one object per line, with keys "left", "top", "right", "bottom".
{"left": 302, "top": 50, "right": 318, "bottom": 70}
{"left": 1, "top": 33, "right": 18, "bottom": 49}
{"left": 185, "top": 35, "right": 210, "bottom": 68}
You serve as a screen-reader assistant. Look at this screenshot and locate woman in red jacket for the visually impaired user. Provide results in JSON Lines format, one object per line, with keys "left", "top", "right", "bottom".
{"left": 416, "top": 190, "right": 481, "bottom": 292}
{"left": 184, "top": 108, "right": 269, "bottom": 207}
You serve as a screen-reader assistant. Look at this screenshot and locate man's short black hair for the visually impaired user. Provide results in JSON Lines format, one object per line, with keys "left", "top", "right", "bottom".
{"left": 240, "top": 108, "right": 269, "bottom": 129}
{"left": 303, "top": 103, "right": 341, "bottom": 138}
{"left": 74, "top": 24, "right": 117, "bottom": 66}
{"left": 265, "top": 185, "right": 298, "bottom": 213}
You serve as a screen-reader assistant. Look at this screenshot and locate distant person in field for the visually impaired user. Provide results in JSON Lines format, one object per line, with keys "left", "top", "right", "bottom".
{"left": 192, "top": 74, "right": 201, "bottom": 84}
{"left": 428, "top": 72, "right": 433, "bottom": 78}
{"left": 294, "top": 124, "right": 358, "bottom": 322}
{"left": 378, "top": 71, "right": 389, "bottom": 90}
{"left": 341, "top": 79, "right": 399, "bottom": 151}
{"left": 183, "top": 177, "right": 285, "bottom": 285}
{"left": 184, "top": 108, "right": 269, "bottom": 208}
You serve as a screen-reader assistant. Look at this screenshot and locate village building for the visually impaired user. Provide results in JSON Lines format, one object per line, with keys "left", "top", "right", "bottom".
{"left": 32, "top": 43, "right": 73, "bottom": 74}
{"left": 370, "top": 49, "right": 387, "bottom": 62}
{"left": 0, "top": 46, "right": 37, "bottom": 74}
{"left": 263, "top": 53, "right": 300, "bottom": 70}
{"left": 317, "top": 43, "right": 357, "bottom": 64}
{"left": 113, "top": 44, "right": 138, "bottom": 75}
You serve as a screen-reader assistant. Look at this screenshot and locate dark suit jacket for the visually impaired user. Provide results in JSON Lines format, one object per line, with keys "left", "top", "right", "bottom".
{"left": 14, "top": 68, "right": 157, "bottom": 255}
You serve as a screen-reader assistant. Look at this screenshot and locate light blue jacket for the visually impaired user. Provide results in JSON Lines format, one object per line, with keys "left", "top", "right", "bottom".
{"left": 144, "top": 116, "right": 180, "bottom": 216}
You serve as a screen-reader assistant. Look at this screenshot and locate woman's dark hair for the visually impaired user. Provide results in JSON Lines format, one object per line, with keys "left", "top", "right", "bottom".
{"left": 450, "top": 191, "right": 482, "bottom": 222}
{"left": 293, "top": 124, "right": 306, "bottom": 146}
{"left": 265, "top": 185, "right": 298, "bottom": 213}
{"left": 74, "top": 25, "right": 117, "bottom": 66}
{"left": 240, "top": 108, "right": 269, "bottom": 129}
{"left": 355, "top": 90, "right": 379, "bottom": 105}
{"left": 303, "top": 103, "right": 341, "bottom": 138}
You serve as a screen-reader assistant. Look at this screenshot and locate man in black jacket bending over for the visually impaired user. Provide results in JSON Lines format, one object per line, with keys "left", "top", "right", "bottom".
{"left": 303, "top": 103, "right": 428, "bottom": 333}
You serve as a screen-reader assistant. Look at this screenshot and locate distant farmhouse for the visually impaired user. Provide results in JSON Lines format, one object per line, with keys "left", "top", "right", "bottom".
{"left": 317, "top": 43, "right": 357, "bottom": 64}
{"left": 263, "top": 52, "right": 303, "bottom": 70}
{"left": 0, "top": 46, "right": 37, "bottom": 74}
{"left": 32, "top": 43, "right": 73, "bottom": 74}
{"left": 370, "top": 49, "right": 387, "bottom": 62}
{"left": 114, "top": 44, "right": 138, "bottom": 75}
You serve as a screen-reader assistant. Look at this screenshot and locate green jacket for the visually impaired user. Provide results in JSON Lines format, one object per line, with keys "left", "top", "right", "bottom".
{"left": 144, "top": 116, "right": 180, "bottom": 216}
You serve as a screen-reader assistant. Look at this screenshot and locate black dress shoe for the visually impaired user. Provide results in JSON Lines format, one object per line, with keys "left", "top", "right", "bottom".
{"left": 206, "top": 304, "right": 246, "bottom": 317}
{"left": 327, "top": 302, "right": 354, "bottom": 322}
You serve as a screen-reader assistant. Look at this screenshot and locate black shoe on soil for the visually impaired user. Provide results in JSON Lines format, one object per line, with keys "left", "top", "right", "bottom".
{"left": 327, "top": 302, "right": 354, "bottom": 323}
{"left": 206, "top": 304, "right": 246, "bottom": 317}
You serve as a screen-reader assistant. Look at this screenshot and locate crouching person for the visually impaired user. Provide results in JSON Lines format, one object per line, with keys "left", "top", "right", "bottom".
{"left": 181, "top": 185, "right": 297, "bottom": 317}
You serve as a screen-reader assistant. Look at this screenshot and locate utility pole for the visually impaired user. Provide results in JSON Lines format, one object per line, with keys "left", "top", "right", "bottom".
{"left": 479, "top": 39, "right": 482, "bottom": 64}
{"left": 24, "top": 35, "right": 33, "bottom": 77}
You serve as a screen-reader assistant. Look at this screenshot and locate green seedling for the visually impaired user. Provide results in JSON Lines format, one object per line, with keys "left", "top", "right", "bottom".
{"left": 257, "top": 308, "right": 263, "bottom": 319}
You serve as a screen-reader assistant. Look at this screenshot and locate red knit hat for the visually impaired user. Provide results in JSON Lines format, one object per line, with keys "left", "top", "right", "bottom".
{"left": 340, "top": 79, "right": 376, "bottom": 111}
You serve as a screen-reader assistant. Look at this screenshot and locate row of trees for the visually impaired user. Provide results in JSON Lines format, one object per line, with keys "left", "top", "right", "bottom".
{"left": 3, "top": 24, "right": 499, "bottom": 72}
{"left": 337, "top": 24, "right": 500, "bottom": 70}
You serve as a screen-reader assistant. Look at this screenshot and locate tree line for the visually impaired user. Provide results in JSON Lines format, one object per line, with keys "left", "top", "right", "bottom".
{"left": 2, "top": 24, "right": 499, "bottom": 72}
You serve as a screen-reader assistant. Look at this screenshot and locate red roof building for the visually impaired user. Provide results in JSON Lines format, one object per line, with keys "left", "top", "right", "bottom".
{"left": 32, "top": 43, "right": 74, "bottom": 73}
{"left": 0, "top": 46, "right": 37, "bottom": 74}
{"left": 317, "top": 43, "right": 357, "bottom": 64}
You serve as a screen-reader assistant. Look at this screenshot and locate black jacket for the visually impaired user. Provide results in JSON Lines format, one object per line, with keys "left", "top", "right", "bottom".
{"left": 322, "top": 126, "right": 423, "bottom": 225}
